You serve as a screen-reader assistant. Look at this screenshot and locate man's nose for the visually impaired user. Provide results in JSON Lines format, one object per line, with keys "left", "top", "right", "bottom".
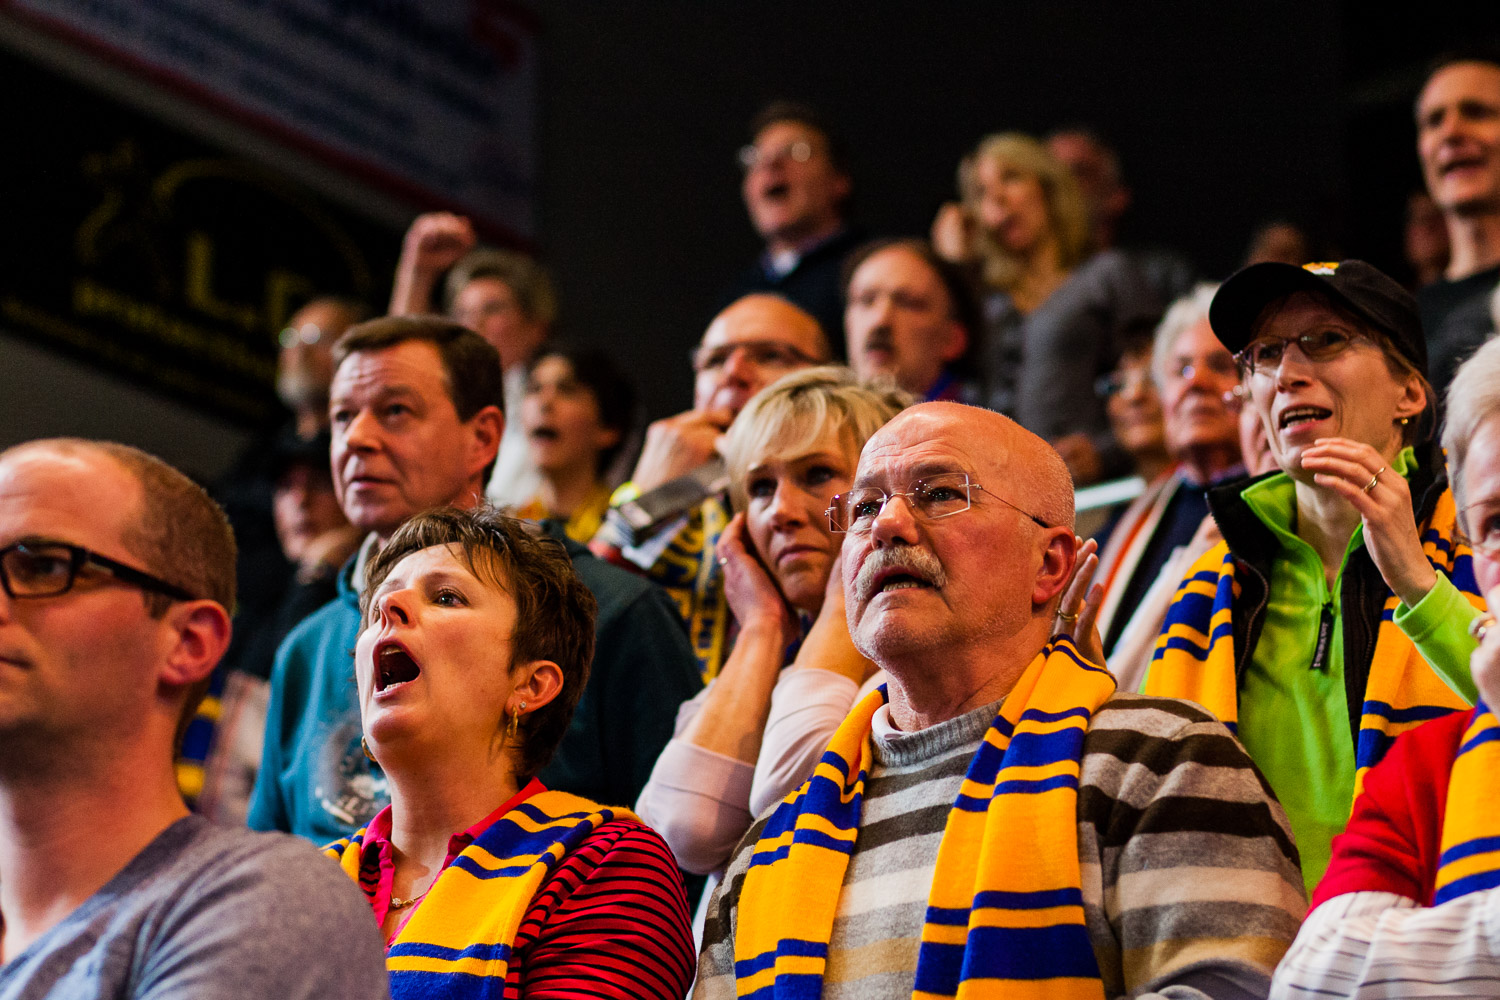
{"left": 342, "top": 410, "right": 381, "bottom": 451}
{"left": 721, "top": 346, "right": 759, "bottom": 384}
{"left": 869, "top": 492, "right": 920, "bottom": 547}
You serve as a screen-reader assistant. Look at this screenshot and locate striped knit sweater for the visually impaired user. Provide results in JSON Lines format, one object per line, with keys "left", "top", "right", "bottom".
{"left": 694, "top": 692, "right": 1307, "bottom": 1000}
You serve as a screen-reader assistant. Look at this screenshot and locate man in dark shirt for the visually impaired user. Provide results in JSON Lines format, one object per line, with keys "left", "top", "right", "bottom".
{"left": 720, "top": 102, "right": 862, "bottom": 343}
{"left": 1415, "top": 51, "right": 1500, "bottom": 390}
{"left": 248, "top": 318, "right": 700, "bottom": 843}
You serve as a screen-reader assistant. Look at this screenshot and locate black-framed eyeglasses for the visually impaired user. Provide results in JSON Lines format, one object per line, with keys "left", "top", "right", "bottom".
{"left": 826, "top": 472, "right": 1050, "bottom": 534}
{"left": 0, "top": 540, "right": 196, "bottom": 602}
{"left": 1235, "top": 328, "right": 1371, "bottom": 376}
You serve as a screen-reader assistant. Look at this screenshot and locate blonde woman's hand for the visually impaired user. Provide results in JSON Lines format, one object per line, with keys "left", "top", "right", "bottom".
{"left": 716, "top": 513, "right": 796, "bottom": 642}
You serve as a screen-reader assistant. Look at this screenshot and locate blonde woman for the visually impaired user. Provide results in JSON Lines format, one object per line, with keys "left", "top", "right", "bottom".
{"left": 942, "top": 132, "right": 1160, "bottom": 485}
{"left": 636, "top": 367, "right": 907, "bottom": 882}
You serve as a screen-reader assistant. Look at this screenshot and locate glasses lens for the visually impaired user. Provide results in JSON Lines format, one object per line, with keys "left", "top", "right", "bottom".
{"left": 4, "top": 545, "right": 75, "bottom": 596}
{"left": 838, "top": 489, "right": 887, "bottom": 532}
{"left": 1095, "top": 374, "right": 1122, "bottom": 398}
{"left": 737, "top": 145, "right": 759, "bottom": 170}
{"left": 1302, "top": 329, "right": 1353, "bottom": 359}
{"left": 912, "top": 475, "right": 971, "bottom": 519}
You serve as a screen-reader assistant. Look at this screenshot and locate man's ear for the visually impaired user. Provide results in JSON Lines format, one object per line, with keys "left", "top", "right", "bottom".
{"left": 1033, "top": 527, "right": 1077, "bottom": 609}
{"left": 509, "top": 659, "right": 564, "bottom": 714}
{"left": 158, "top": 601, "right": 232, "bottom": 689}
{"left": 465, "top": 404, "right": 506, "bottom": 481}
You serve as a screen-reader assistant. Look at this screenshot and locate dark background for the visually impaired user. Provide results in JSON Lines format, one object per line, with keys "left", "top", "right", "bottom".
{"left": 3, "top": 2, "right": 1498, "bottom": 478}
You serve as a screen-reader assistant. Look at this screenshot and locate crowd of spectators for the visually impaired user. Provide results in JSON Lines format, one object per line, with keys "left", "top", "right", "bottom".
{"left": 7, "top": 46, "right": 1500, "bottom": 1000}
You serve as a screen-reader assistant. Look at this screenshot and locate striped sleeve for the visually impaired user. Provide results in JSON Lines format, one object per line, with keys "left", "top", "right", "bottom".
{"left": 1077, "top": 693, "right": 1308, "bottom": 997}
{"left": 513, "top": 819, "right": 696, "bottom": 1000}
{"left": 1269, "top": 890, "right": 1500, "bottom": 998}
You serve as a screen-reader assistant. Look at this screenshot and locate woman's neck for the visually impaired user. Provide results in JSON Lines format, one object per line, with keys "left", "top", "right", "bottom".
{"left": 1009, "top": 240, "right": 1069, "bottom": 315}
{"left": 1293, "top": 478, "right": 1364, "bottom": 587}
{"left": 539, "top": 463, "right": 602, "bottom": 519}
{"left": 383, "top": 748, "right": 521, "bottom": 876}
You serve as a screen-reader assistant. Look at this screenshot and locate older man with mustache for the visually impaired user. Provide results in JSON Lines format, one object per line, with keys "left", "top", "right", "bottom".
{"left": 693, "top": 402, "right": 1306, "bottom": 1000}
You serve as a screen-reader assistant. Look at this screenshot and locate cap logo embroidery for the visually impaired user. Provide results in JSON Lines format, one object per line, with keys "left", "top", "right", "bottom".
{"left": 1303, "top": 262, "right": 1339, "bottom": 275}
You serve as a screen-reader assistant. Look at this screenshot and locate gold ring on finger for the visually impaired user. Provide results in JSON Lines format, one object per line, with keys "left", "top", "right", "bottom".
{"left": 1362, "top": 466, "right": 1386, "bottom": 494}
{"left": 1058, "top": 611, "right": 1079, "bottom": 623}
{"left": 1472, "top": 613, "right": 1497, "bottom": 642}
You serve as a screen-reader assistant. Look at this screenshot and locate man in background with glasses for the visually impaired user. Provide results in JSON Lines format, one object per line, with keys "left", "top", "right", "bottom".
{"left": 694, "top": 402, "right": 1304, "bottom": 1000}
{"left": 0, "top": 439, "right": 388, "bottom": 999}
{"left": 592, "top": 293, "right": 828, "bottom": 678}
{"left": 718, "top": 101, "right": 863, "bottom": 343}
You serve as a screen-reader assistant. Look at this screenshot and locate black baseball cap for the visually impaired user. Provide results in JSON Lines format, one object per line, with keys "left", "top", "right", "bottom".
{"left": 1208, "top": 260, "right": 1427, "bottom": 377}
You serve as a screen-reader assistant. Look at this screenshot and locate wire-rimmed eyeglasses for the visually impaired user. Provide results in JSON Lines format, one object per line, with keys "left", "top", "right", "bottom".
{"left": 825, "top": 472, "right": 1050, "bottom": 534}
{"left": 0, "top": 540, "right": 196, "bottom": 602}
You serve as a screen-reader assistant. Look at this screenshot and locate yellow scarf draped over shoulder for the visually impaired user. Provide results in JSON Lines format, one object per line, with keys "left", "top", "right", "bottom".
{"left": 1436, "top": 704, "right": 1500, "bottom": 904}
{"left": 1146, "top": 487, "right": 1480, "bottom": 796}
{"left": 325, "top": 790, "right": 638, "bottom": 999}
{"left": 732, "top": 637, "right": 1117, "bottom": 1000}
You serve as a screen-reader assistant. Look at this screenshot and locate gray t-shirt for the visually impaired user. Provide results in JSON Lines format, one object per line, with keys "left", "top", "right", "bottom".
{"left": 0, "top": 815, "right": 390, "bottom": 1000}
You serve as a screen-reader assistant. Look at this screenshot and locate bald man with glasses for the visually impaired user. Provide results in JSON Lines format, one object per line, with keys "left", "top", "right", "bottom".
{"left": 0, "top": 439, "right": 388, "bottom": 1000}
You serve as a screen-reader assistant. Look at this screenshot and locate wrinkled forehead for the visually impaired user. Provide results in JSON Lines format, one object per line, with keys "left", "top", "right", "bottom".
{"left": 333, "top": 341, "right": 451, "bottom": 398}
{"left": 855, "top": 245, "right": 945, "bottom": 294}
{"left": 699, "top": 299, "right": 820, "bottom": 353}
{"left": 853, "top": 409, "right": 1002, "bottom": 487}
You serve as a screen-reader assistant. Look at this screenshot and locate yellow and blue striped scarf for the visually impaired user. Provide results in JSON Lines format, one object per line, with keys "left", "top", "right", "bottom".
{"left": 325, "top": 790, "right": 638, "bottom": 999}
{"left": 1435, "top": 704, "right": 1500, "bottom": 904}
{"left": 733, "top": 637, "right": 1116, "bottom": 1000}
{"left": 1146, "top": 488, "right": 1480, "bottom": 795}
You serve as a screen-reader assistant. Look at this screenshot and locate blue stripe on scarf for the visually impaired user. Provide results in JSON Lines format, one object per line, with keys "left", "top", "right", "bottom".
{"left": 926, "top": 887, "right": 1084, "bottom": 925}
{"left": 734, "top": 940, "right": 828, "bottom": 978}
{"left": 388, "top": 940, "right": 513, "bottom": 963}
{"left": 1439, "top": 834, "right": 1500, "bottom": 867}
{"left": 992, "top": 773, "right": 1079, "bottom": 796}
{"left": 914, "top": 924, "right": 1102, "bottom": 991}
{"left": 743, "top": 973, "right": 824, "bottom": 1000}
{"left": 1153, "top": 625, "right": 1232, "bottom": 664}
{"left": 389, "top": 968, "right": 493, "bottom": 999}
{"left": 1434, "top": 868, "right": 1500, "bottom": 905}
{"left": 1459, "top": 726, "right": 1500, "bottom": 756}
{"left": 448, "top": 856, "right": 536, "bottom": 880}
{"left": 792, "top": 828, "right": 859, "bottom": 854}
{"left": 1356, "top": 703, "right": 1466, "bottom": 770}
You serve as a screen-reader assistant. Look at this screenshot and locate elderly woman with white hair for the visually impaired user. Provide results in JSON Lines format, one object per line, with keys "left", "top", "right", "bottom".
{"left": 1090, "top": 283, "right": 1248, "bottom": 687}
{"left": 1269, "top": 335, "right": 1500, "bottom": 997}
{"left": 636, "top": 367, "right": 907, "bottom": 891}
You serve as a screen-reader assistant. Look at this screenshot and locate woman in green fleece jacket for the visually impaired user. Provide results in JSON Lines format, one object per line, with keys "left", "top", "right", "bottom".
{"left": 1143, "top": 259, "right": 1486, "bottom": 894}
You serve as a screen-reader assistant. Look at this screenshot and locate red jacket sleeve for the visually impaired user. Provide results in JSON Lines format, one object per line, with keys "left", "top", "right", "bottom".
{"left": 1311, "top": 708, "right": 1474, "bottom": 911}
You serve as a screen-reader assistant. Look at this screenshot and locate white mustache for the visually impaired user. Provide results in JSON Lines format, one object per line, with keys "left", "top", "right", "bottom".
{"left": 853, "top": 545, "right": 947, "bottom": 599}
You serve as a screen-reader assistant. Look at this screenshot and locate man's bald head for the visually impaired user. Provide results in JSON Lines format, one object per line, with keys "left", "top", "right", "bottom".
{"left": 842, "top": 402, "right": 1078, "bottom": 689}
{"left": 692, "top": 294, "right": 829, "bottom": 415}
{"left": 860, "top": 402, "right": 1074, "bottom": 528}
